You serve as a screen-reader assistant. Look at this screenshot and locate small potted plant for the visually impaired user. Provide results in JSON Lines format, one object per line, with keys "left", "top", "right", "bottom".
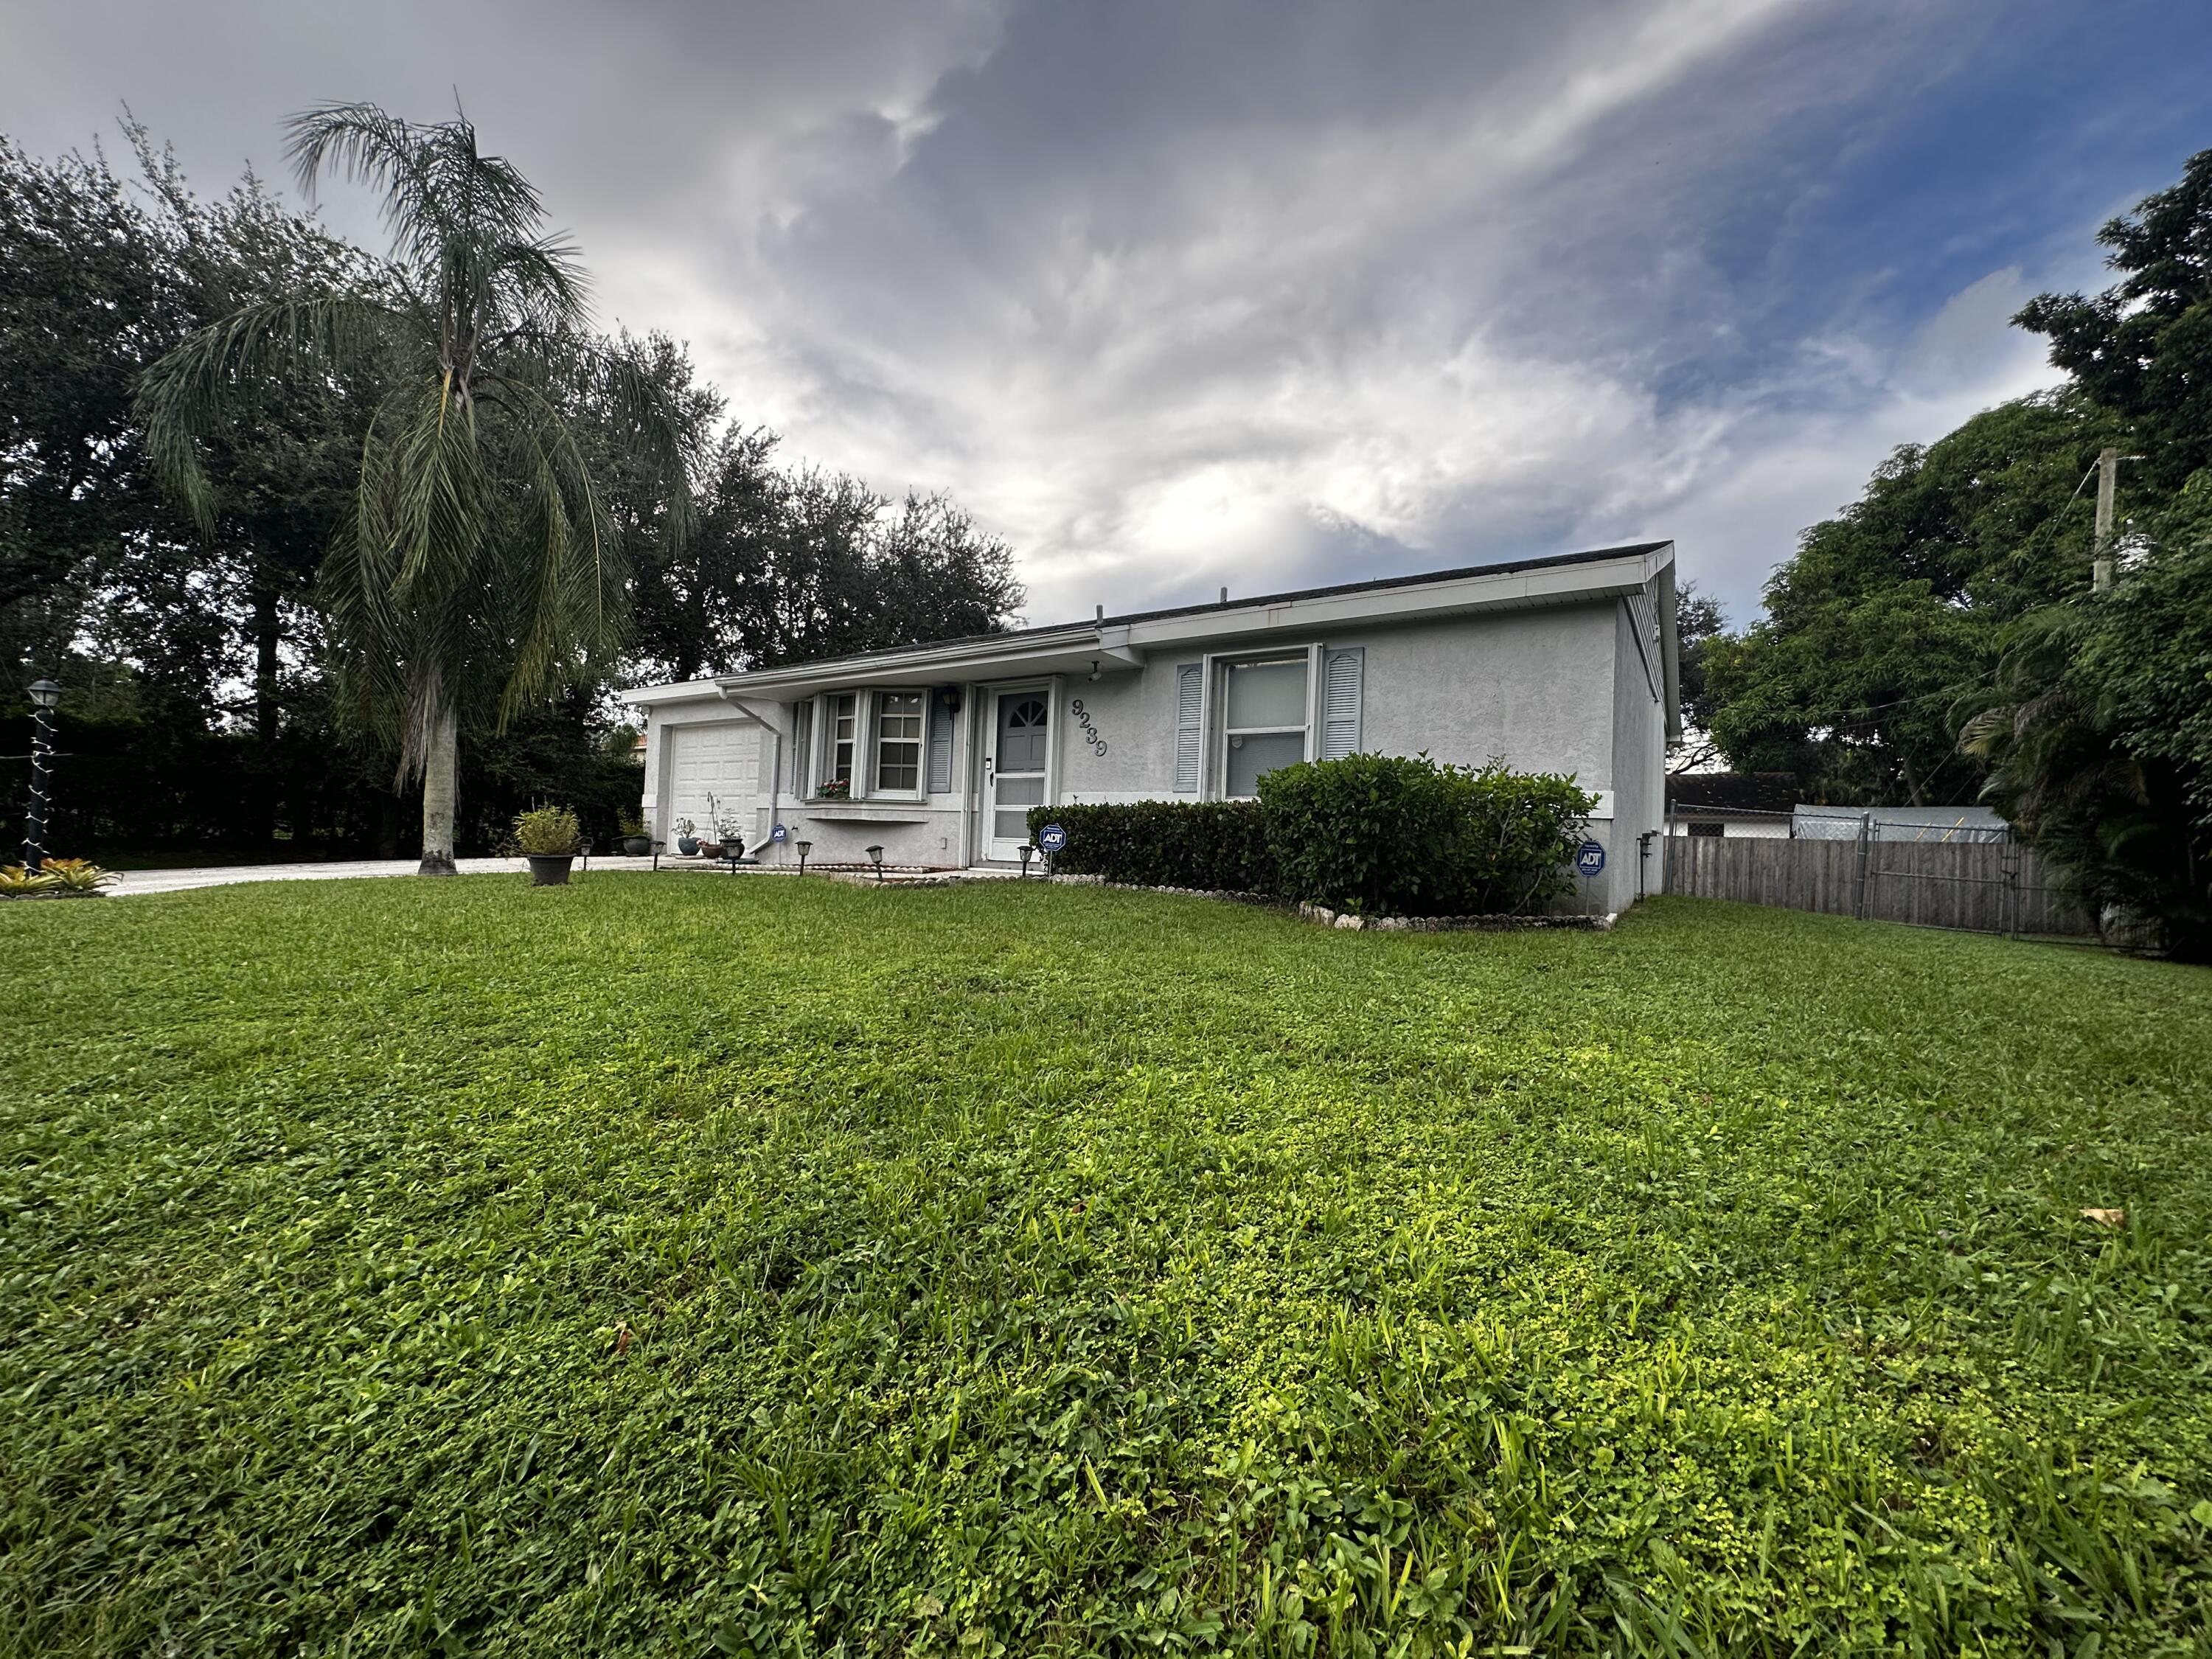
{"left": 674, "top": 817, "right": 700, "bottom": 857}
{"left": 617, "top": 810, "right": 651, "bottom": 857}
{"left": 815, "top": 777, "right": 851, "bottom": 801}
{"left": 514, "top": 804, "right": 582, "bottom": 886}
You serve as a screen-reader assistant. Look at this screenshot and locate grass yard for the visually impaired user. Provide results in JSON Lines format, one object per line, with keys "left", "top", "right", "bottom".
{"left": 4, "top": 879, "right": 2211, "bottom": 1657}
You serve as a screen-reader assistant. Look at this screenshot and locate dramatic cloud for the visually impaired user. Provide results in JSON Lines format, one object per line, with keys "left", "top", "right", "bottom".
{"left": 7, "top": 0, "right": 2208, "bottom": 626}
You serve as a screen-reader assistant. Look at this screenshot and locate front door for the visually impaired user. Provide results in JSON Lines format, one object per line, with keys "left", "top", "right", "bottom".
{"left": 986, "top": 689, "right": 1049, "bottom": 860}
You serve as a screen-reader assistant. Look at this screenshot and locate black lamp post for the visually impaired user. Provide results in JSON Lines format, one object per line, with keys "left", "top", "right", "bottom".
{"left": 795, "top": 838, "right": 812, "bottom": 875}
{"left": 1017, "top": 843, "right": 1034, "bottom": 879}
{"left": 866, "top": 844, "right": 885, "bottom": 884}
{"left": 24, "top": 679, "right": 60, "bottom": 871}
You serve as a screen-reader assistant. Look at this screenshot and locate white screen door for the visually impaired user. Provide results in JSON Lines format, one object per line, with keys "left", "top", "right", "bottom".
{"left": 987, "top": 689, "right": 1048, "bottom": 859}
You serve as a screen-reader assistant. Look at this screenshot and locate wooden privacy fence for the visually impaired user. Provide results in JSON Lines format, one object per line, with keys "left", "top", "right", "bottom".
{"left": 1663, "top": 831, "right": 2095, "bottom": 936}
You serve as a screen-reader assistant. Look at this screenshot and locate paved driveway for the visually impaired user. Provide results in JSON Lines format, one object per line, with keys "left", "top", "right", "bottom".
{"left": 108, "top": 855, "right": 667, "bottom": 896}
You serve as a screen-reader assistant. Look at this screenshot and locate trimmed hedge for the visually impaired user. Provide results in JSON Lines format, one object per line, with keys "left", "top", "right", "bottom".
{"left": 1024, "top": 801, "right": 1277, "bottom": 891}
{"left": 1260, "top": 753, "right": 1595, "bottom": 917}
{"left": 1026, "top": 756, "right": 1595, "bottom": 916}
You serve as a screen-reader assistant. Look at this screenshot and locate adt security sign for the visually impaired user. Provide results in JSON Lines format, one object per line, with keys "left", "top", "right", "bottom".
{"left": 1037, "top": 822, "right": 1069, "bottom": 855}
{"left": 770, "top": 822, "right": 787, "bottom": 843}
{"left": 1575, "top": 838, "right": 1606, "bottom": 877}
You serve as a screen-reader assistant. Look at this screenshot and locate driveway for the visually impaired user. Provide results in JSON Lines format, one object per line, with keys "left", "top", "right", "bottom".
{"left": 107, "top": 855, "right": 667, "bottom": 896}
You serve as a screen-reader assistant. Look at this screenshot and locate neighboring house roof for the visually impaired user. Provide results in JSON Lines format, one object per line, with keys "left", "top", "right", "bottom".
{"left": 622, "top": 541, "right": 1681, "bottom": 735}
{"left": 1667, "top": 772, "right": 1798, "bottom": 815}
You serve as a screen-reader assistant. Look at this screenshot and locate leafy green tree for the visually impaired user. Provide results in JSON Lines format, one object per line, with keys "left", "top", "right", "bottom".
{"left": 1958, "top": 480, "right": 2212, "bottom": 958}
{"left": 1704, "top": 392, "right": 2132, "bottom": 803}
{"left": 631, "top": 438, "right": 1026, "bottom": 678}
{"left": 2017, "top": 147, "right": 2212, "bottom": 490}
{"left": 1669, "top": 580, "right": 1727, "bottom": 773}
{"left": 139, "top": 102, "right": 694, "bottom": 873}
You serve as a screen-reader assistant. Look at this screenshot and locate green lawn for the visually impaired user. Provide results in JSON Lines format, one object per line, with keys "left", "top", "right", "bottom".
{"left": 4, "top": 880, "right": 2209, "bottom": 1656}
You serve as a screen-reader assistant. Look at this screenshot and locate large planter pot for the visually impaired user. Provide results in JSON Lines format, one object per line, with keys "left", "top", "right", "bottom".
{"left": 526, "top": 854, "right": 575, "bottom": 886}
{"left": 677, "top": 837, "right": 699, "bottom": 856}
{"left": 622, "top": 835, "right": 651, "bottom": 855}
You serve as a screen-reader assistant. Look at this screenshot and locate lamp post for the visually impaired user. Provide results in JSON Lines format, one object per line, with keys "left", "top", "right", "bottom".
{"left": 24, "top": 679, "right": 60, "bottom": 872}
{"left": 795, "top": 838, "right": 812, "bottom": 876}
{"left": 865, "top": 844, "right": 885, "bottom": 884}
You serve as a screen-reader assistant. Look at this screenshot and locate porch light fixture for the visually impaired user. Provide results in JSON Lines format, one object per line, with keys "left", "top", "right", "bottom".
{"left": 795, "top": 838, "right": 812, "bottom": 874}
{"left": 866, "top": 843, "right": 885, "bottom": 883}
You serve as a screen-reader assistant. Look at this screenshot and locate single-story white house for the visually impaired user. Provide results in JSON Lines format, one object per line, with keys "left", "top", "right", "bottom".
{"left": 1665, "top": 772, "right": 1797, "bottom": 838}
{"left": 620, "top": 540, "right": 1682, "bottom": 914}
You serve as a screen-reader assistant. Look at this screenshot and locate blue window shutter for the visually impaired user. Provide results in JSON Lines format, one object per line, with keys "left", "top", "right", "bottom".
{"left": 927, "top": 691, "right": 954, "bottom": 793}
{"left": 1321, "top": 648, "right": 1363, "bottom": 760}
{"left": 1173, "top": 663, "right": 1203, "bottom": 793}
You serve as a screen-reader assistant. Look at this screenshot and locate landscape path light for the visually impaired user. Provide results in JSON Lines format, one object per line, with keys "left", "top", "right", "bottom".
{"left": 24, "top": 679, "right": 61, "bottom": 872}
{"left": 866, "top": 844, "right": 885, "bottom": 883}
{"left": 1017, "top": 843, "right": 1034, "bottom": 879}
{"left": 795, "top": 838, "right": 812, "bottom": 875}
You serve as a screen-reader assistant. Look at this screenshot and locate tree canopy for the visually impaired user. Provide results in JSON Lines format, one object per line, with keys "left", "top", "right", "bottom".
{"left": 2, "top": 111, "right": 1024, "bottom": 865}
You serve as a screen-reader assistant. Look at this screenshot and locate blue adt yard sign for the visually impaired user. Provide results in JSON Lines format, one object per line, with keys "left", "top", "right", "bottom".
{"left": 1575, "top": 839, "right": 1606, "bottom": 877}
{"left": 1038, "top": 822, "right": 1069, "bottom": 855}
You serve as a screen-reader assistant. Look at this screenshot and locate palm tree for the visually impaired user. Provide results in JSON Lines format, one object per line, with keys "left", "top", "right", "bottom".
{"left": 139, "top": 102, "right": 693, "bottom": 872}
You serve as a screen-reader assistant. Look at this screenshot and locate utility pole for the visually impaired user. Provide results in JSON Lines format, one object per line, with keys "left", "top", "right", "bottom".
{"left": 2093, "top": 445, "right": 2118, "bottom": 594}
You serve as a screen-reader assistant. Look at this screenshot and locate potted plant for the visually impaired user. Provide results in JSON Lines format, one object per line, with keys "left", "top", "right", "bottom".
{"left": 674, "top": 817, "right": 700, "bottom": 857}
{"left": 617, "top": 809, "right": 651, "bottom": 857}
{"left": 514, "top": 804, "right": 582, "bottom": 885}
{"left": 815, "top": 777, "right": 851, "bottom": 801}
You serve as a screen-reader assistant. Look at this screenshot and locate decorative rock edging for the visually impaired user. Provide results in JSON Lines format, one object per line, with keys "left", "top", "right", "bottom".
{"left": 1047, "top": 872, "right": 1613, "bottom": 931}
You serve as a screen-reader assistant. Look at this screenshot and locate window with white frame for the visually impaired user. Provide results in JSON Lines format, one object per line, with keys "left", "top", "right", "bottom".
{"left": 874, "top": 691, "right": 925, "bottom": 793}
{"left": 1221, "top": 655, "right": 1309, "bottom": 797}
{"left": 824, "top": 693, "right": 857, "bottom": 790}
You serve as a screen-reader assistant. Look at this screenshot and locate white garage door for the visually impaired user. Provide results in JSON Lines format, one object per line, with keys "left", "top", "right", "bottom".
{"left": 667, "top": 722, "right": 759, "bottom": 838}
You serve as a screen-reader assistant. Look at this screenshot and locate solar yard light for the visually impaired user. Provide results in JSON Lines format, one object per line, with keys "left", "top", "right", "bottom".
{"left": 23, "top": 679, "right": 61, "bottom": 872}
{"left": 795, "top": 838, "right": 812, "bottom": 874}
{"left": 1017, "top": 843, "right": 1034, "bottom": 879}
{"left": 866, "top": 844, "right": 885, "bottom": 883}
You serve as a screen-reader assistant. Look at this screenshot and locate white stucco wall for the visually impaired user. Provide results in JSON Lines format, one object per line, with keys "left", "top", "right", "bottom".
{"left": 1601, "top": 594, "right": 1668, "bottom": 913}
{"left": 630, "top": 585, "right": 1670, "bottom": 888}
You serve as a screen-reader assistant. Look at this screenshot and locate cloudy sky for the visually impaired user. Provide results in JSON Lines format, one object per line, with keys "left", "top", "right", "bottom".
{"left": 8, "top": 1, "right": 2211, "bottom": 627}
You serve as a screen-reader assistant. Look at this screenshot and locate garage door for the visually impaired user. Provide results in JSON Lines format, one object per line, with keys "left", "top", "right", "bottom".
{"left": 667, "top": 721, "right": 759, "bottom": 838}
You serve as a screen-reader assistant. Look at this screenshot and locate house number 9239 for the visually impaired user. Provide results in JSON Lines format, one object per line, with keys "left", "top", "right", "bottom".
{"left": 1070, "top": 698, "right": 1108, "bottom": 757}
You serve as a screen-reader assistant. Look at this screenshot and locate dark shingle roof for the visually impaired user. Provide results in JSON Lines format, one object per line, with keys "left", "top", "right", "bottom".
{"left": 723, "top": 541, "right": 1672, "bottom": 678}
{"left": 1666, "top": 772, "right": 1798, "bottom": 814}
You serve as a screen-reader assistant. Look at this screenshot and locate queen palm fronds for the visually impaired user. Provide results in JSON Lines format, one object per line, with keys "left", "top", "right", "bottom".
{"left": 137, "top": 101, "right": 698, "bottom": 872}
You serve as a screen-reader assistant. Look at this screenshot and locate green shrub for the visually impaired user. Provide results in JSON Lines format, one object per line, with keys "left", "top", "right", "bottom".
{"left": 1259, "top": 753, "right": 1595, "bottom": 915}
{"left": 512, "top": 804, "right": 582, "bottom": 857}
{"left": 38, "top": 858, "right": 117, "bottom": 893}
{"left": 0, "top": 863, "right": 59, "bottom": 896}
{"left": 1025, "top": 801, "right": 1278, "bottom": 891}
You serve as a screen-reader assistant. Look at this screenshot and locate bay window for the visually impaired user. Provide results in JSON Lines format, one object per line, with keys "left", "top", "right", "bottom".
{"left": 874, "top": 691, "right": 925, "bottom": 793}
{"left": 825, "top": 693, "right": 857, "bottom": 790}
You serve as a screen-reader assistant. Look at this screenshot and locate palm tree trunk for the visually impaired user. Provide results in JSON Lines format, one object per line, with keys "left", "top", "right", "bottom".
{"left": 419, "top": 702, "right": 459, "bottom": 874}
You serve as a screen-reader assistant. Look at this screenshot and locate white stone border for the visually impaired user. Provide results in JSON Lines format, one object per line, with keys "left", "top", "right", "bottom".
{"left": 1046, "top": 872, "right": 1614, "bottom": 931}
